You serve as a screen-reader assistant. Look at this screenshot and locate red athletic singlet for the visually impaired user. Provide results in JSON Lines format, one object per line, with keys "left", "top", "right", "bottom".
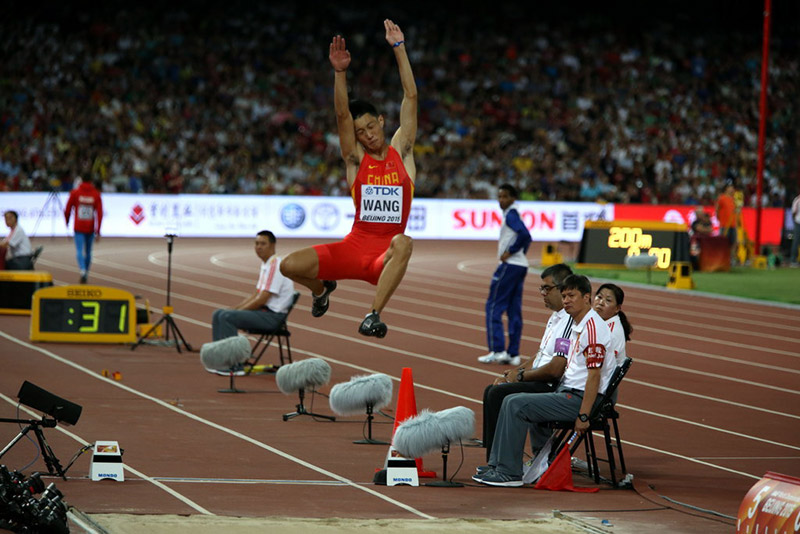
{"left": 313, "top": 146, "right": 414, "bottom": 285}
{"left": 350, "top": 146, "right": 414, "bottom": 238}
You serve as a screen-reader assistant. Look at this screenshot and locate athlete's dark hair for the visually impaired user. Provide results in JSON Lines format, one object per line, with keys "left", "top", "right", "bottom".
{"left": 541, "top": 263, "right": 573, "bottom": 286}
{"left": 559, "top": 274, "right": 592, "bottom": 296}
{"left": 596, "top": 283, "right": 633, "bottom": 341}
{"left": 498, "top": 183, "right": 518, "bottom": 198}
{"left": 257, "top": 230, "right": 276, "bottom": 243}
{"left": 349, "top": 99, "right": 379, "bottom": 120}
{"left": 4, "top": 210, "right": 19, "bottom": 221}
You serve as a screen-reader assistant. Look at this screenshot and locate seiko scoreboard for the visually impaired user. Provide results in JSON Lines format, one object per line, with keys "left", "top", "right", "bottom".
{"left": 30, "top": 285, "right": 137, "bottom": 343}
{"left": 577, "top": 220, "right": 690, "bottom": 269}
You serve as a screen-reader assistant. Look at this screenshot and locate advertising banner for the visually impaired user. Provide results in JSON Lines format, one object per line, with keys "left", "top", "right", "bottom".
{"left": 737, "top": 471, "right": 800, "bottom": 534}
{"left": 0, "top": 193, "right": 613, "bottom": 240}
{"left": 0, "top": 192, "right": 780, "bottom": 244}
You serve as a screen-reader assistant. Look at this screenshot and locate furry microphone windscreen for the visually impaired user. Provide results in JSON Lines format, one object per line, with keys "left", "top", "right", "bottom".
{"left": 276, "top": 358, "right": 332, "bottom": 394}
{"left": 434, "top": 406, "right": 475, "bottom": 444}
{"left": 328, "top": 373, "right": 393, "bottom": 416}
{"left": 199, "top": 335, "right": 251, "bottom": 371}
{"left": 392, "top": 407, "right": 476, "bottom": 459}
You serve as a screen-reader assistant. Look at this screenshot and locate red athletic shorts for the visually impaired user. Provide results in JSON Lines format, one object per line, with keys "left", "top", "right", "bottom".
{"left": 314, "top": 232, "right": 394, "bottom": 286}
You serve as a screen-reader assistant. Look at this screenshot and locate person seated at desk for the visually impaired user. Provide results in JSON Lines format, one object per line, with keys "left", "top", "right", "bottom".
{"left": 1, "top": 210, "right": 34, "bottom": 270}
{"left": 691, "top": 207, "right": 713, "bottom": 237}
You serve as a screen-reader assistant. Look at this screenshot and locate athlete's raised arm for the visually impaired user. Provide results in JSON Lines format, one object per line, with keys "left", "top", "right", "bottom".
{"left": 330, "top": 35, "right": 359, "bottom": 168}
{"left": 385, "top": 19, "right": 417, "bottom": 164}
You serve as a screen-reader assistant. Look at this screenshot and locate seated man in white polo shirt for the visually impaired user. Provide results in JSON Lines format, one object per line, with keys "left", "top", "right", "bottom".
{"left": 2, "top": 210, "right": 34, "bottom": 270}
{"left": 211, "top": 230, "right": 295, "bottom": 343}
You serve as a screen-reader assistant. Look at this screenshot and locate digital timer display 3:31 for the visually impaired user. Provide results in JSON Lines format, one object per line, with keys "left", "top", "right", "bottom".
{"left": 39, "top": 299, "right": 130, "bottom": 334}
{"left": 29, "top": 285, "right": 138, "bottom": 343}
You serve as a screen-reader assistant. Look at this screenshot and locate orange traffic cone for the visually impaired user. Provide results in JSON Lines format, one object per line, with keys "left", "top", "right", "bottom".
{"left": 534, "top": 432, "right": 598, "bottom": 493}
{"left": 382, "top": 367, "right": 435, "bottom": 479}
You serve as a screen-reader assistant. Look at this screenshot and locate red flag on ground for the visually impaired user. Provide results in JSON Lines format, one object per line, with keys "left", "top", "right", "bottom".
{"left": 534, "top": 432, "right": 599, "bottom": 493}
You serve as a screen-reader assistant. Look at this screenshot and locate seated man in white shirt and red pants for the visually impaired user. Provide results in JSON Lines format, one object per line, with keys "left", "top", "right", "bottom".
{"left": 474, "top": 274, "right": 616, "bottom": 487}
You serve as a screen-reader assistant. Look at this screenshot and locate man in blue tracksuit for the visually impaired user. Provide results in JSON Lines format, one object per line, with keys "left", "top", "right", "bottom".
{"left": 478, "top": 184, "right": 532, "bottom": 366}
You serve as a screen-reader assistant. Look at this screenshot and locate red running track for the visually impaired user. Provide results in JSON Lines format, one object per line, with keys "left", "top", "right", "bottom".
{"left": 1, "top": 238, "right": 798, "bottom": 533}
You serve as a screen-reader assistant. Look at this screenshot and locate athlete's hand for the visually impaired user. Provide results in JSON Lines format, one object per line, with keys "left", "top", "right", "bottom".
{"left": 329, "top": 35, "right": 351, "bottom": 72}
{"left": 384, "top": 19, "right": 404, "bottom": 47}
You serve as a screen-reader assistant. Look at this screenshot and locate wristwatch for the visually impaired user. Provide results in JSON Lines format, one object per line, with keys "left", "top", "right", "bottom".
{"left": 578, "top": 413, "right": 589, "bottom": 422}
{"left": 516, "top": 369, "right": 526, "bottom": 382}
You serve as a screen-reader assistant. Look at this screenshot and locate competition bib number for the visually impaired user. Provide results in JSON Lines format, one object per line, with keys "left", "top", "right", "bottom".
{"left": 360, "top": 185, "right": 403, "bottom": 224}
{"left": 78, "top": 205, "right": 94, "bottom": 220}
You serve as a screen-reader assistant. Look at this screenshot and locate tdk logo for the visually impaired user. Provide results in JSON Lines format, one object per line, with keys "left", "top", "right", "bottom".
{"left": 369, "top": 187, "right": 399, "bottom": 195}
{"left": 281, "top": 203, "right": 306, "bottom": 229}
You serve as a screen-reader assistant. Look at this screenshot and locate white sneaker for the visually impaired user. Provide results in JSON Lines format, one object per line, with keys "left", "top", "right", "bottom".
{"left": 507, "top": 355, "right": 522, "bottom": 366}
{"left": 478, "top": 351, "right": 507, "bottom": 364}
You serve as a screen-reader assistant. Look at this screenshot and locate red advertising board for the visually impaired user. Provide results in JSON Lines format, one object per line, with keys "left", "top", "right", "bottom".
{"left": 737, "top": 471, "right": 800, "bottom": 534}
{"left": 613, "top": 205, "right": 783, "bottom": 246}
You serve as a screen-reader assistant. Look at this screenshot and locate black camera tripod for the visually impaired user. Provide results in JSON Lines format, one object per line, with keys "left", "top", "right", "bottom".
{"left": 0, "top": 417, "right": 66, "bottom": 480}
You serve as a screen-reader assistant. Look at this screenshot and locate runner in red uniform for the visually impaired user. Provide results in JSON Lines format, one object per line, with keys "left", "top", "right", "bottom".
{"left": 280, "top": 19, "right": 417, "bottom": 338}
{"left": 64, "top": 178, "right": 103, "bottom": 284}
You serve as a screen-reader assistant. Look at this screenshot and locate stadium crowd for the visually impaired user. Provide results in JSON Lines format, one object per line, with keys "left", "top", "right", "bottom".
{"left": 1, "top": 3, "right": 797, "bottom": 208}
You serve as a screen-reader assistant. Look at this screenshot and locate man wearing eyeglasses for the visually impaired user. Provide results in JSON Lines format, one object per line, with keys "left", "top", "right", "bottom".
{"left": 478, "top": 184, "right": 532, "bottom": 366}
{"left": 479, "top": 263, "right": 574, "bottom": 461}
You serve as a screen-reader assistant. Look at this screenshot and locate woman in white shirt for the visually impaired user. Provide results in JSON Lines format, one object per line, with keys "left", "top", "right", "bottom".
{"left": 592, "top": 283, "right": 633, "bottom": 367}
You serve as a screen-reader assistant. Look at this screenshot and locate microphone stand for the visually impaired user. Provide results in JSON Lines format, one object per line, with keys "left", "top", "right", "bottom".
{"left": 354, "top": 403, "right": 389, "bottom": 445}
{"left": 425, "top": 441, "right": 463, "bottom": 487}
{"left": 131, "top": 234, "right": 192, "bottom": 353}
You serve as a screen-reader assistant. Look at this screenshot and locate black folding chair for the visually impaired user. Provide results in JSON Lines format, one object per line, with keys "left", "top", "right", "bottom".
{"left": 30, "top": 246, "right": 44, "bottom": 267}
{"left": 245, "top": 291, "right": 300, "bottom": 372}
{"left": 547, "top": 357, "right": 632, "bottom": 486}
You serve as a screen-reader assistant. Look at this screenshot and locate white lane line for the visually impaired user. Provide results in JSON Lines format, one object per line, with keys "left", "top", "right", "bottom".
{"left": 624, "top": 378, "right": 800, "bottom": 419}
{"left": 694, "top": 456, "right": 800, "bottom": 460}
{"left": 0, "top": 332, "right": 435, "bottom": 520}
{"left": 152, "top": 478, "right": 350, "bottom": 485}
{"left": 619, "top": 405, "right": 800, "bottom": 451}
{"left": 621, "top": 440, "right": 761, "bottom": 480}
{"left": 630, "top": 359, "right": 799, "bottom": 396}
{"left": 0, "top": 393, "right": 214, "bottom": 516}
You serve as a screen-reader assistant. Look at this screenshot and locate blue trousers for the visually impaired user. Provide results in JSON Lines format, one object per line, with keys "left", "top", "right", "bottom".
{"left": 485, "top": 263, "right": 527, "bottom": 356}
{"left": 74, "top": 232, "right": 94, "bottom": 273}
